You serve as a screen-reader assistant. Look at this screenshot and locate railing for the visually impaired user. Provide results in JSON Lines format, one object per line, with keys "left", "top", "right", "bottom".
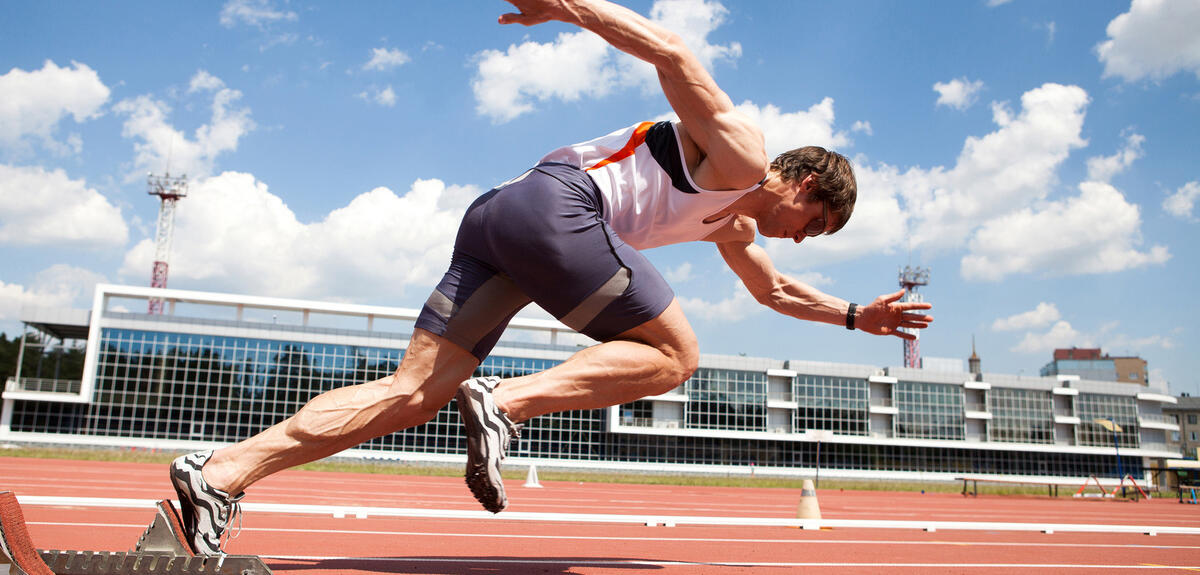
{"left": 870, "top": 397, "right": 894, "bottom": 407}
{"left": 1054, "top": 408, "right": 1076, "bottom": 417}
{"left": 767, "top": 391, "right": 793, "bottom": 402}
{"left": 1139, "top": 414, "right": 1178, "bottom": 425}
{"left": 621, "top": 417, "right": 683, "bottom": 429}
{"left": 5, "top": 377, "right": 82, "bottom": 394}
{"left": 964, "top": 402, "right": 988, "bottom": 412}
{"left": 869, "top": 430, "right": 895, "bottom": 439}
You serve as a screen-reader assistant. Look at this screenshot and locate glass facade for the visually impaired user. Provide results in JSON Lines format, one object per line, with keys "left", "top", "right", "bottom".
{"left": 794, "top": 375, "right": 869, "bottom": 435}
{"left": 987, "top": 388, "right": 1054, "bottom": 444}
{"left": 1074, "top": 393, "right": 1140, "bottom": 448}
{"left": 894, "top": 381, "right": 964, "bottom": 440}
{"left": 1, "top": 323, "right": 1163, "bottom": 480}
{"left": 684, "top": 368, "right": 765, "bottom": 432}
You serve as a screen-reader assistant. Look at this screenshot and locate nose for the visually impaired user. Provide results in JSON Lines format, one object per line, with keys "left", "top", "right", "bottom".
{"left": 793, "top": 234, "right": 803, "bottom": 244}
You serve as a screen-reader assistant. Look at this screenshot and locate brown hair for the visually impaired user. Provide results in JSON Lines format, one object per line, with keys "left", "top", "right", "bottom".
{"left": 769, "top": 146, "right": 857, "bottom": 233}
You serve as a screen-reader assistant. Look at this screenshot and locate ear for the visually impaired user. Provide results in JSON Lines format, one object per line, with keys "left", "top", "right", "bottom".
{"left": 799, "top": 173, "right": 818, "bottom": 192}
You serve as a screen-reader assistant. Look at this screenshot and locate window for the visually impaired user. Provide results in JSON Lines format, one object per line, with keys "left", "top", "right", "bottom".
{"left": 1189, "top": 414, "right": 1198, "bottom": 425}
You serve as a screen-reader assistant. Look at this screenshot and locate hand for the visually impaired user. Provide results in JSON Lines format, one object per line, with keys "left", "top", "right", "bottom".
{"left": 499, "top": 0, "right": 567, "bottom": 26}
{"left": 857, "top": 290, "right": 933, "bottom": 340}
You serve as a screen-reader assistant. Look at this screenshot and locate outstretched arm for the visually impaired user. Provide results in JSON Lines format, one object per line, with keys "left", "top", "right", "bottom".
{"left": 715, "top": 229, "right": 934, "bottom": 339}
{"left": 498, "top": 0, "right": 767, "bottom": 188}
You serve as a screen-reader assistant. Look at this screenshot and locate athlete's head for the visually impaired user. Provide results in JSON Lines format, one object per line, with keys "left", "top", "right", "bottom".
{"left": 770, "top": 146, "right": 857, "bottom": 235}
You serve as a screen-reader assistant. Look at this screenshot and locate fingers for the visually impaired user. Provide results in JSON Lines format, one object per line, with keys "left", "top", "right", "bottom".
{"left": 499, "top": 12, "right": 542, "bottom": 25}
{"left": 880, "top": 289, "right": 906, "bottom": 304}
{"left": 893, "top": 330, "right": 917, "bottom": 341}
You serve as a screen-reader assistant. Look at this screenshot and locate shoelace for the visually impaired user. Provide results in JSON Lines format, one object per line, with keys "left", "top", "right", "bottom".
{"left": 218, "top": 497, "right": 244, "bottom": 552}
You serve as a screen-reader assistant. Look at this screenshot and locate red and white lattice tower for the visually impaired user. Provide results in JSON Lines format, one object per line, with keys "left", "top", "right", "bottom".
{"left": 898, "top": 265, "right": 930, "bottom": 368}
{"left": 147, "top": 172, "right": 188, "bottom": 314}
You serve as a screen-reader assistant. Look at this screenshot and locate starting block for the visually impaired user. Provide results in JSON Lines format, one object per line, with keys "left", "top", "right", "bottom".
{"left": 0, "top": 491, "right": 271, "bottom": 575}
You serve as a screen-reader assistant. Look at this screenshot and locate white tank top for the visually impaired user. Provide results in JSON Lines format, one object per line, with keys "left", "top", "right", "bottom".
{"left": 539, "top": 121, "right": 761, "bottom": 250}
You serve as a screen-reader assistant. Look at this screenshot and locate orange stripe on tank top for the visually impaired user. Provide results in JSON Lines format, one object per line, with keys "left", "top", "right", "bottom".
{"left": 586, "top": 122, "right": 654, "bottom": 171}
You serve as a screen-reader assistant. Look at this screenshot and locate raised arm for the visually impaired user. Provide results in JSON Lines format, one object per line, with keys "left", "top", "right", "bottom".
{"left": 714, "top": 224, "right": 934, "bottom": 338}
{"left": 499, "top": 0, "right": 767, "bottom": 188}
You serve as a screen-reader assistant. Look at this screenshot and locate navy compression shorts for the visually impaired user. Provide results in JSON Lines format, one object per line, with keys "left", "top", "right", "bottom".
{"left": 414, "top": 162, "right": 674, "bottom": 361}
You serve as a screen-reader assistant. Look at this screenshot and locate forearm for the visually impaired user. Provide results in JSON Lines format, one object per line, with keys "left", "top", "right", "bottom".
{"left": 761, "top": 276, "right": 856, "bottom": 328}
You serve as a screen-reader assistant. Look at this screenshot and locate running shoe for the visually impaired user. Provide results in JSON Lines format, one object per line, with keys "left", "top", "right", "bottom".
{"left": 456, "top": 376, "right": 523, "bottom": 513}
{"left": 169, "top": 450, "right": 244, "bottom": 555}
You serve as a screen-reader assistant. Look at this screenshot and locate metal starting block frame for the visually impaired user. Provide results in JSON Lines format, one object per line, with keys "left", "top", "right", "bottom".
{"left": 1, "top": 492, "right": 271, "bottom": 575}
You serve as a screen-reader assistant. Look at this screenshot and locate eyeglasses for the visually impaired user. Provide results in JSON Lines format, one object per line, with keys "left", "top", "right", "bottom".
{"left": 803, "top": 201, "right": 829, "bottom": 237}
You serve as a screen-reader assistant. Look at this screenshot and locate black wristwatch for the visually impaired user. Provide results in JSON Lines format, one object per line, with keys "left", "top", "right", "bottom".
{"left": 846, "top": 303, "right": 857, "bottom": 330}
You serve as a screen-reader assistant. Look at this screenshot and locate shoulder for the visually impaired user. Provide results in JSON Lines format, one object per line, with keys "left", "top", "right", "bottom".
{"left": 676, "top": 117, "right": 768, "bottom": 191}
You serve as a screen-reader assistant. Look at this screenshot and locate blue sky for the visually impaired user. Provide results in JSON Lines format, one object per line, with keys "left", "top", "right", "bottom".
{"left": 2, "top": 0, "right": 1198, "bottom": 393}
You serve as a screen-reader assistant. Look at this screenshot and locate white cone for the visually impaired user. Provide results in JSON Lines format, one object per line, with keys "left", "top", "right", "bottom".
{"left": 524, "top": 465, "right": 543, "bottom": 488}
{"left": 797, "top": 479, "right": 821, "bottom": 520}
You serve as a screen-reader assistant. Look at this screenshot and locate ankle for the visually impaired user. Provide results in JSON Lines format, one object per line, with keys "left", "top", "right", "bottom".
{"left": 492, "top": 386, "right": 521, "bottom": 423}
{"left": 200, "top": 452, "right": 238, "bottom": 495}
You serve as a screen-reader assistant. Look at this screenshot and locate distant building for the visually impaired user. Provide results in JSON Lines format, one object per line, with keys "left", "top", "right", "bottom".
{"left": 1040, "top": 347, "right": 1148, "bottom": 386}
{"left": 1165, "top": 395, "right": 1200, "bottom": 459}
{"left": 0, "top": 284, "right": 1182, "bottom": 484}
{"left": 968, "top": 337, "right": 982, "bottom": 379}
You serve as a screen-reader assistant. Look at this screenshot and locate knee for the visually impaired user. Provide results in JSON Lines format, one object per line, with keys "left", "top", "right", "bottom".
{"left": 654, "top": 333, "right": 698, "bottom": 394}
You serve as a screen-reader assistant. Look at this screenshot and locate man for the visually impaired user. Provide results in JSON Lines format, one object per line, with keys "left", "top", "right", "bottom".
{"left": 170, "top": 0, "right": 933, "bottom": 555}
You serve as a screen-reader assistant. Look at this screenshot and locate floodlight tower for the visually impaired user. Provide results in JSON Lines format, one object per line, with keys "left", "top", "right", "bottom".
{"left": 898, "top": 265, "right": 930, "bottom": 368}
{"left": 146, "top": 172, "right": 188, "bottom": 314}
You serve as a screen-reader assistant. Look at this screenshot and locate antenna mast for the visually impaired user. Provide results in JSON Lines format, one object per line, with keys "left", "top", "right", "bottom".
{"left": 898, "top": 265, "right": 930, "bottom": 368}
{"left": 146, "top": 172, "right": 188, "bottom": 314}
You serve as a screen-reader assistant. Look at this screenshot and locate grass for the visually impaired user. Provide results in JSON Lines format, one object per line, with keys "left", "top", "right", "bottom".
{"left": 1, "top": 444, "right": 1172, "bottom": 498}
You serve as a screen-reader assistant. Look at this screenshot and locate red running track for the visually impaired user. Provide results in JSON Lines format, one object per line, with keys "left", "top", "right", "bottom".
{"left": 3, "top": 456, "right": 1200, "bottom": 574}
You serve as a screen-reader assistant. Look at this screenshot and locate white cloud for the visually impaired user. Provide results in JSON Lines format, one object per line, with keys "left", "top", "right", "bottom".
{"left": 1164, "top": 181, "right": 1200, "bottom": 220}
{"left": 933, "top": 77, "right": 985, "bottom": 111}
{"left": 0, "top": 164, "right": 128, "bottom": 247}
{"left": 358, "top": 86, "right": 397, "bottom": 107}
{"left": 219, "top": 0, "right": 297, "bottom": 28}
{"left": 677, "top": 281, "right": 762, "bottom": 322}
{"left": 363, "top": 48, "right": 411, "bottom": 72}
{"left": 472, "top": 0, "right": 740, "bottom": 123}
{"left": 905, "top": 83, "right": 1089, "bottom": 252}
{"left": 992, "top": 302, "right": 1061, "bottom": 331}
{"left": 1097, "top": 0, "right": 1200, "bottom": 82}
{"left": 114, "top": 73, "right": 254, "bottom": 180}
{"left": 0, "top": 60, "right": 110, "bottom": 155}
{"left": 851, "top": 120, "right": 873, "bottom": 136}
{"left": 962, "top": 181, "right": 1169, "bottom": 281}
{"left": 1013, "top": 320, "right": 1086, "bottom": 354}
{"left": 473, "top": 30, "right": 615, "bottom": 123}
{"left": 1011, "top": 318, "right": 1174, "bottom": 355}
{"left": 0, "top": 265, "right": 107, "bottom": 321}
{"left": 119, "top": 172, "right": 480, "bottom": 302}
{"left": 1086, "top": 131, "right": 1144, "bottom": 183}
{"left": 664, "top": 262, "right": 693, "bottom": 283}
{"left": 188, "top": 70, "right": 225, "bottom": 93}
{"left": 736, "top": 98, "right": 851, "bottom": 158}
{"left": 986, "top": 0, "right": 1013, "bottom": 7}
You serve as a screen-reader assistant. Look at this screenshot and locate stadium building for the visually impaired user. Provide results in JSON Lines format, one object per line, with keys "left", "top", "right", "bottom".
{"left": 1, "top": 284, "right": 1182, "bottom": 484}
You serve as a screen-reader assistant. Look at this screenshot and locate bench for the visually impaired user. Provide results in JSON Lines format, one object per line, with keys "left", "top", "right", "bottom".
{"left": 956, "top": 476, "right": 1073, "bottom": 497}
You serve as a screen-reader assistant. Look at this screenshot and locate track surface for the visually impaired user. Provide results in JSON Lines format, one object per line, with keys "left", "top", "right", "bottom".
{"left": 3, "top": 456, "right": 1199, "bottom": 574}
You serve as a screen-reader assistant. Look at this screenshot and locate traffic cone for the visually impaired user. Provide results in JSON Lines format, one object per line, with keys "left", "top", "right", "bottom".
{"left": 797, "top": 479, "right": 821, "bottom": 520}
{"left": 524, "top": 465, "right": 543, "bottom": 488}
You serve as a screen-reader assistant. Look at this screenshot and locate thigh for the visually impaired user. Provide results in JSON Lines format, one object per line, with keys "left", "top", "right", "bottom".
{"left": 484, "top": 164, "right": 676, "bottom": 343}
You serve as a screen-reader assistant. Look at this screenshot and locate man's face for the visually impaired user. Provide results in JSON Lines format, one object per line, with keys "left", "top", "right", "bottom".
{"left": 756, "top": 174, "right": 831, "bottom": 244}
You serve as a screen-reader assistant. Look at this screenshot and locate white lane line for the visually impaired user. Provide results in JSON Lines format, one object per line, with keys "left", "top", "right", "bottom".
{"left": 264, "top": 556, "right": 1200, "bottom": 569}
{"left": 18, "top": 495, "right": 1200, "bottom": 535}
{"left": 28, "top": 520, "right": 1200, "bottom": 550}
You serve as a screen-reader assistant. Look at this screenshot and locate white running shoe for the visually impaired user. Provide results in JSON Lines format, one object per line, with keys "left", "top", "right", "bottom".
{"left": 456, "top": 376, "right": 523, "bottom": 513}
{"left": 169, "top": 450, "right": 244, "bottom": 555}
